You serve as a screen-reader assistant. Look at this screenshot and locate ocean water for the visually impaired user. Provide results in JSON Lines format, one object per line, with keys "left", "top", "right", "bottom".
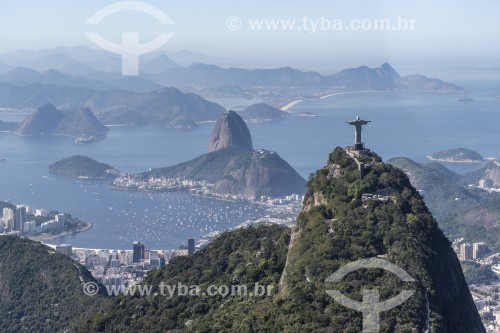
{"left": 1, "top": 78, "right": 499, "bottom": 249}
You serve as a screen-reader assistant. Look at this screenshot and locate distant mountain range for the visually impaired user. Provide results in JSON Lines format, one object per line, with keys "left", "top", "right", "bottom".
{"left": 153, "top": 62, "right": 462, "bottom": 92}
{"left": 0, "top": 84, "right": 225, "bottom": 129}
{"left": 0, "top": 47, "right": 464, "bottom": 131}
{"left": 0, "top": 67, "right": 162, "bottom": 93}
{"left": 0, "top": 46, "right": 462, "bottom": 93}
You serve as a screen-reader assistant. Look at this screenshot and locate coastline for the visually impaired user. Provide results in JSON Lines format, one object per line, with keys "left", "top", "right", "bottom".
{"left": 34, "top": 222, "right": 93, "bottom": 243}
{"left": 110, "top": 183, "right": 301, "bottom": 210}
{"left": 319, "top": 90, "right": 387, "bottom": 99}
{"left": 280, "top": 90, "right": 390, "bottom": 112}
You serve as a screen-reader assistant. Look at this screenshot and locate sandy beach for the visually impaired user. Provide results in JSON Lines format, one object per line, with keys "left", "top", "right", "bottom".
{"left": 281, "top": 90, "right": 387, "bottom": 112}
{"left": 280, "top": 99, "right": 303, "bottom": 111}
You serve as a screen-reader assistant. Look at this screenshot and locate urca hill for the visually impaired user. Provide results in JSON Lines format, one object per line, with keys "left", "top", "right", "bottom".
{"left": 82, "top": 146, "right": 484, "bottom": 332}
{"left": 131, "top": 110, "right": 306, "bottom": 197}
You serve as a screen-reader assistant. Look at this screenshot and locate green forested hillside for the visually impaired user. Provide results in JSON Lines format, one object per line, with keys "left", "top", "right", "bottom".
{"left": 0, "top": 236, "right": 106, "bottom": 333}
{"left": 76, "top": 225, "right": 291, "bottom": 332}
{"left": 388, "top": 157, "right": 500, "bottom": 251}
{"left": 77, "top": 148, "right": 484, "bottom": 332}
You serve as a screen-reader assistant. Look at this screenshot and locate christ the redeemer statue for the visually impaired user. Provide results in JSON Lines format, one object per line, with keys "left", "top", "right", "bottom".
{"left": 347, "top": 115, "right": 371, "bottom": 150}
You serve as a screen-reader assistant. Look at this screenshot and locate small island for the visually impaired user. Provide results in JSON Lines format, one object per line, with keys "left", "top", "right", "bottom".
{"left": 295, "top": 111, "right": 321, "bottom": 117}
{"left": 427, "top": 148, "right": 484, "bottom": 163}
{"left": 236, "top": 103, "right": 289, "bottom": 122}
{"left": 49, "top": 155, "right": 119, "bottom": 179}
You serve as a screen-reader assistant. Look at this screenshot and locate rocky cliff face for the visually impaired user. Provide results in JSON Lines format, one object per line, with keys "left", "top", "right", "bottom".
{"left": 208, "top": 110, "right": 253, "bottom": 152}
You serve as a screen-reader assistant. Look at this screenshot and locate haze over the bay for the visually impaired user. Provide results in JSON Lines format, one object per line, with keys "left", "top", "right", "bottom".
{"left": 1, "top": 0, "right": 499, "bottom": 71}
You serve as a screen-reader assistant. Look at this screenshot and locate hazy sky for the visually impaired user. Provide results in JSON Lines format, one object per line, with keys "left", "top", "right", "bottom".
{"left": 1, "top": 0, "right": 499, "bottom": 69}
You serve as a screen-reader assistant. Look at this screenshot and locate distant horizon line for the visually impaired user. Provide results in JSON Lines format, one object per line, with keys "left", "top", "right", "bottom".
{"left": 1, "top": 44, "right": 499, "bottom": 72}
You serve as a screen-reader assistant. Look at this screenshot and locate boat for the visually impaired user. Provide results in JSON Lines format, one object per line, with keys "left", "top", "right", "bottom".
{"left": 458, "top": 92, "right": 473, "bottom": 102}
{"left": 75, "top": 136, "right": 99, "bottom": 144}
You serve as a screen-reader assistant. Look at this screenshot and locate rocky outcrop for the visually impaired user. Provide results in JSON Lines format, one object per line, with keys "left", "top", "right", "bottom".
{"left": 208, "top": 110, "right": 253, "bottom": 152}
{"left": 15, "top": 103, "right": 108, "bottom": 139}
{"left": 15, "top": 103, "right": 63, "bottom": 136}
{"left": 140, "top": 111, "right": 305, "bottom": 197}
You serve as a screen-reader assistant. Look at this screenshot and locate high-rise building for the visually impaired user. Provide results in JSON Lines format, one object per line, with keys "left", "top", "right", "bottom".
{"left": 472, "top": 242, "right": 488, "bottom": 259}
{"left": 2, "top": 207, "right": 14, "bottom": 230}
{"left": 188, "top": 238, "right": 195, "bottom": 255}
{"left": 149, "top": 252, "right": 161, "bottom": 268}
{"left": 55, "top": 213, "right": 65, "bottom": 224}
{"left": 56, "top": 244, "right": 73, "bottom": 257}
{"left": 34, "top": 209, "right": 46, "bottom": 217}
{"left": 14, "top": 206, "right": 27, "bottom": 231}
{"left": 460, "top": 243, "right": 473, "bottom": 261}
{"left": 3, "top": 207, "right": 14, "bottom": 220}
{"left": 119, "top": 251, "right": 133, "bottom": 265}
{"left": 133, "top": 241, "right": 145, "bottom": 263}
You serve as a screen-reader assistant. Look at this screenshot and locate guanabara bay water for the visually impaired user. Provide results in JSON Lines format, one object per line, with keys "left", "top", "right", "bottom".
{"left": 0, "top": 78, "right": 498, "bottom": 249}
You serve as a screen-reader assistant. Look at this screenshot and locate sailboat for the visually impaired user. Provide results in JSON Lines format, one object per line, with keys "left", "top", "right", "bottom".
{"left": 458, "top": 92, "right": 473, "bottom": 102}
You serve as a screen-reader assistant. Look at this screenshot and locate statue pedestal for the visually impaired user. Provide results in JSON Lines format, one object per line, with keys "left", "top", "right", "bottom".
{"left": 346, "top": 146, "right": 370, "bottom": 157}
{"left": 354, "top": 143, "right": 365, "bottom": 150}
